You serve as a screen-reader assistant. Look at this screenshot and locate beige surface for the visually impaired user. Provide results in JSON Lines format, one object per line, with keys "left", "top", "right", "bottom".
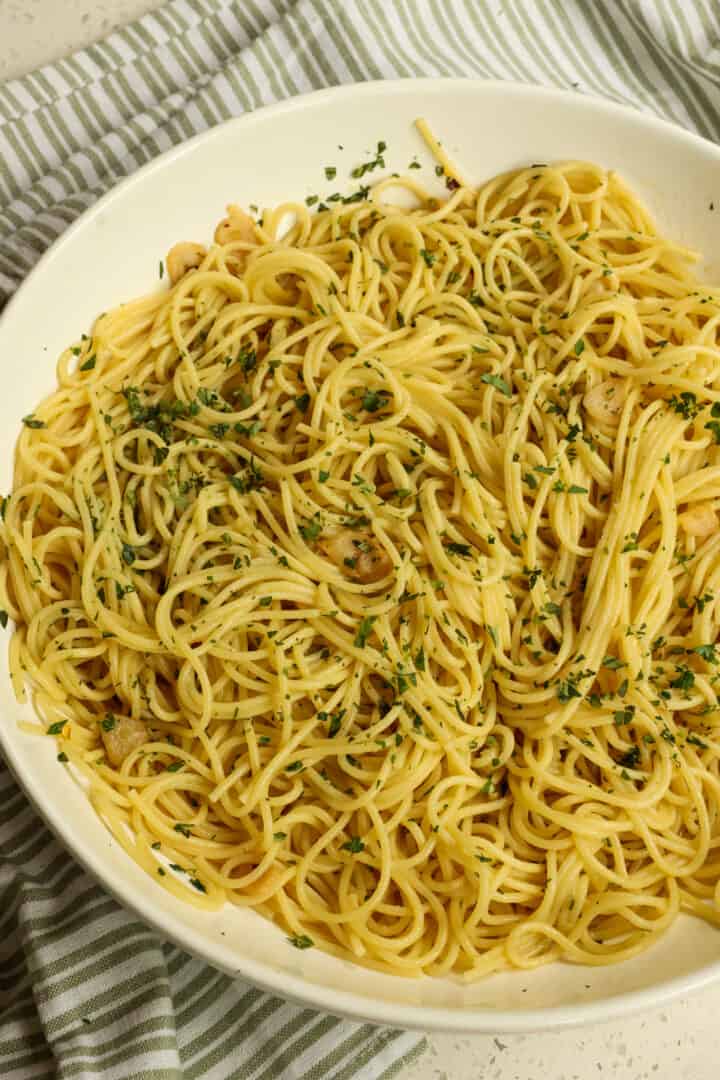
{"left": 0, "top": 0, "right": 163, "bottom": 79}
{"left": 1, "top": 4, "right": 720, "bottom": 1078}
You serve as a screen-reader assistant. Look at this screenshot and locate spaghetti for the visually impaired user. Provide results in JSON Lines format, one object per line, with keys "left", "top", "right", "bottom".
{"left": 3, "top": 153, "right": 720, "bottom": 979}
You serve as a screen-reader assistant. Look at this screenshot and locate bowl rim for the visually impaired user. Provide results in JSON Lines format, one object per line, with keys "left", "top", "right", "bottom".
{"left": 2, "top": 75, "right": 720, "bottom": 1034}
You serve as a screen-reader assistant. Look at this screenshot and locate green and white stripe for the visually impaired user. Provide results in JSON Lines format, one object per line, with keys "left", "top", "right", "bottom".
{"left": 1, "top": 1, "right": 719, "bottom": 1076}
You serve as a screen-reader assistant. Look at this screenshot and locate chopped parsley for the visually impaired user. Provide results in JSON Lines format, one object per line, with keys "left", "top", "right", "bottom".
{"left": 354, "top": 615, "right": 376, "bottom": 648}
{"left": 523, "top": 566, "right": 542, "bottom": 589}
{"left": 341, "top": 836, "right": 365, "bottom": 854}
{"left": 556, "top": 678, "right": 582, "bottom": 703}
{"left": 445, "top": 541, "right": 472, "bottom": 558}
{"left": 668, "top": 392, "right": 699, "bottom": 420}
{"left": 327, "top": 709, "right": 345, "bottom": 737}
{"left": 670, "top": 666, "right": 695, "bottom": 692}
{"left": 288, "top": 934, "right": 314, "bottom": 949}
{"left": 704, "top": 416, "right": 720, "bottom": 444}
{"left": 230, "top": 459, "right": 264, "bottom": 495}
{"left": 691, "top": 644, "right": 718, "bottom": 664}
{"left": 618, "top": 746, "right": 641, "bottom": 769}
{"left": 299, "top": 516, "right": 322, "bottom": 542}
{"left": 350, "top": 140, "right": 386, "bottom": 178}
{"left": 236, "top": 346, "right": 258, "bottom": 374}
{"left": 361, "top": 388, "right": 390, "bottom": 413}
{"left": 480, "top": 373, "right": 512, "bottom": 396}
{"left": 121, "top": 543, "right": 136, "bottom": 565}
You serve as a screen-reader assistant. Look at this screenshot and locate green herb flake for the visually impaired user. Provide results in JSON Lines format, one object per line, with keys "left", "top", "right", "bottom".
{"left": 445, "top": 541, "right": 472, "bottom": 558}
{"left": 361, "top": 388, "right": 389, "bottom": 413}
{"left": 288, "top": 933, "right": 314, "bottom": 949}
{"left": 327, "top": 709, "right": 345, "bottom": 737}
{"left": 481, "top": 373, "right": 512, "bottom": 397}
{"left": 354, "top": 615, "right": 376, "bottom": 648}
{"left": 669, "top": 392, "right": 699, "bottom": 420}
{"left": 670, "top": 666, "right": 695, "bottom": 691}
{"left": 691, "top": 644, "right": 717, "bottom": 664}
{"left": 341, "top": 836, "right": 365, "bottom": 854}
{"left": 618, "top": 746, "right": 640, "bottom": 769}
{"left": 556, "top": 679, "right": 581, "bottom": 703}
{"left": 299, "top": 516, "right": 322, "bottom": 543}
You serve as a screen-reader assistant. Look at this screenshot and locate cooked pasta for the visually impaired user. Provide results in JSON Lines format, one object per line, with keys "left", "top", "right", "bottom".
{"left": 3, "top": 150, "right": 720, "bottom": 980}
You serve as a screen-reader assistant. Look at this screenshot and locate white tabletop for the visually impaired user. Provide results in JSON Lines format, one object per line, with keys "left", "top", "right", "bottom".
{"left": 2, "top": 3, "right": 719, "bottom": 1077}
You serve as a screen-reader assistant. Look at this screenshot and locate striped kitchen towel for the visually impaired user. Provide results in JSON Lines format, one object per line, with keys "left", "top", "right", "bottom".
{"left": 1, "top": 1, "right": 719, "bottom": 1078}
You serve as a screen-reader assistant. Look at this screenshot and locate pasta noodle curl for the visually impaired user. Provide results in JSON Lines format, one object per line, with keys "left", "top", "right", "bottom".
{"left": 4, "top": 158, "right": 720, "bottom": 979}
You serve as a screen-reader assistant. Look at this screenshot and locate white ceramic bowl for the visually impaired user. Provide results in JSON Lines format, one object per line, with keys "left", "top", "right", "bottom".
{"left": 2, "top": 79, "right": 720, "bottom": 1034}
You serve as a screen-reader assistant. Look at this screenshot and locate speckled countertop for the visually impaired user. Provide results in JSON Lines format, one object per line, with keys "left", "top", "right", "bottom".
{"left": 2, "top": 3, "right": 720, "bottom": 1078}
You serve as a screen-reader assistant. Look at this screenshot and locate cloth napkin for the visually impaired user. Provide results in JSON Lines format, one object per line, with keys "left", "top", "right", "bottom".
{"left": 1, "top": 1, "right": 719, "bottom": 1077}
